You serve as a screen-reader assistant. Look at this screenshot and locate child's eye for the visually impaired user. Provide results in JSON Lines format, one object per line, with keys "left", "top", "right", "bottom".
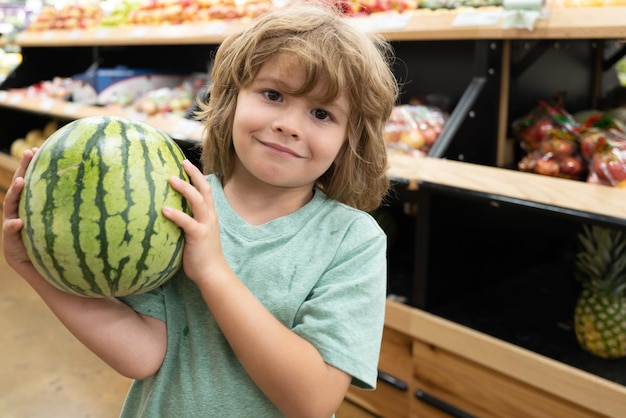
{"left": 313, "top": 109, "right": 331, "bottom": 121}
{"left": 264, "top": 90, "right": 281, "bottom": 102}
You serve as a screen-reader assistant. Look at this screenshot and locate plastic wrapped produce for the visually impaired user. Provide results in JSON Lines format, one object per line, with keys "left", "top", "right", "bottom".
{"left": 513, "top": 96, "right": 580, "bottom": 152}
{"left": 581, "top": 128, "right": 626, "bottom": 187}
{"left": 518, "top": 130, "right": 586, "bottom": 180}
{"left": 383, "top": 104, "right": 447, "bottom": 156}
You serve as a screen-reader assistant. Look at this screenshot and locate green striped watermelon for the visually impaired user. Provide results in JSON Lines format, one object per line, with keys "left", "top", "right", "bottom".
{"left": 18, "top": 116, "right": 190, "bottom": 297}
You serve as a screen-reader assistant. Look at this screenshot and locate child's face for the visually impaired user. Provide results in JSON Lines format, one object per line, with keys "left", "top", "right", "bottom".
{"left": 231, "top": 54, "right": 349, "bottom": 192}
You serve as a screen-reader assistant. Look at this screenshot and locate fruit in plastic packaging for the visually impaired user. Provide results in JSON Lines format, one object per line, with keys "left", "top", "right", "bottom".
{"left": 383, "top": 104, "right": 447, "bottom": 156}
{"left": 518, "top": 130, "right": 586, "bottom": 180}
{"left": 580, "top": 128, "right": 626, "bottom": 187}
{"left": 512, "top": 95, "right": 580, "bottom": 152}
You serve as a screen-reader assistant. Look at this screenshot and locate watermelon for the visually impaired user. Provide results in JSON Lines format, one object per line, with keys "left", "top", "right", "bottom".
{"left": 18, "top": 116, "right": 190, "bottom": 297}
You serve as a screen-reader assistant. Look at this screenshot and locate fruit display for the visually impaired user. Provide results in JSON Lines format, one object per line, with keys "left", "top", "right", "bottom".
{"left": 18, "top": 116, "right": 190, "bottom": 297}
{"left": 10, "top": 120, "right": 59, "bottom": 160}
{"left": 513, "top": 96, "right": 580, "bottom": 153}
{"left": 124, "top": 0, "right": 272, "bottom": 25}
{"left": 517, "top": 129, "right": 586, "bottom": 180}
{"left": 19, "top": 0, "right": 500, "bottom": 32}
{"left": 416, "top": 0, "right": 501, "bottom": 9}
{"left": 130, "top": 72, "right": 206, "bottom": 115}
{"left": 383, "top": 104, "right": 447, "bottom": 156}
{"left": 514, "top": 96, "right": 626, "bottom": 187}
{"left": 573, "top": 224, "right": 626, "bottom": 359}
{"left": 581, "top": 128, "right": 626, "bottom": 188}
{"left": 347, "top": 0, "right": 418, "bottom": 14}
{"left": 10, "top": 70, "right": 208, "bottom": 116}
{"left": 26, "top": 4, "right": 104, "bottom": 31}
{"left": 100, "top": 0, "right": 142, "bottom": 27}
{"left": 133, "top": 85, "right": 194, "bottom": 115}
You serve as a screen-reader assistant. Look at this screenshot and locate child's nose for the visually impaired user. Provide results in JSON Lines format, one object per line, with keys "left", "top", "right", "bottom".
{"left": 272, "top": 109, "right": 303, "bottom": 139}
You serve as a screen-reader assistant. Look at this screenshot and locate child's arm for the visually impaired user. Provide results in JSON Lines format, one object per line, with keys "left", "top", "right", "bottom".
{"left": 2, "top": 149, "right": 167, "bottom": 380}
{"left": 165, "top": 161, "right": 352, "bottom": 418}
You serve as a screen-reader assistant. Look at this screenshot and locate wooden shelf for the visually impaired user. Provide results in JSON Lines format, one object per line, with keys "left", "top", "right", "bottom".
{"left": 385, "top": 300, "right": 626, "bottom": 418}
{"left": 388, "top": 153, "right": 626, "bottom": 224}
{"left": 384, "top": 6, "right": 626, "bottom": 40}
{"left": 6, "top": 19, "right": 248, "bottom": 47}
{"left": 0, "top": 91, "right": 204, "bottom": 142}
{"left": 4, "top": 7, "right": 626, "bottom": 48}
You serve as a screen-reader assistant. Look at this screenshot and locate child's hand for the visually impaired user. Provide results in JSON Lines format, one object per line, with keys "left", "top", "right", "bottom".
{"left": 163, "top": 160, "right": 228, "bottom": 285}
{"left": 2, "top": 148, "right": 37, "bottom": 272}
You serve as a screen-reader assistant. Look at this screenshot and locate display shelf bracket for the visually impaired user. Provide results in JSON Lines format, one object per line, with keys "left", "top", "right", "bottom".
{"left": 428, "top": 40, "right": 495, "bottom": 160}
{"left": 510, "top": 40, "right": 552, "bottom": 79}
{"left": 428, "top": 76, "right": 486, "bottom": 159}
{"left": 602, "top": 42, "right": 626, "bottom": 72}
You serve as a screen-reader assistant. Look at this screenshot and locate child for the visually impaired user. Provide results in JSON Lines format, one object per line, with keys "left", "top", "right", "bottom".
{"left": 3, "top": 2, "right": 399, "bottom": 417}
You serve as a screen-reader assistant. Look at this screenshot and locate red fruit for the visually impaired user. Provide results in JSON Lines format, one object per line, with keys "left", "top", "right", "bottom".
{"left": 540, "top": 137, "right": 574, "bottom": 157}
{"left": 532, "top": 119, "right": 556, "bottom": 143}
{"left": 591, "top": 155, "right": 609, "bottom": 181}
{"left": 606, "top": 156, "right": 626, "bottom": 183}
{"left": 534, "top": 158, "right": 560, "bottom": 176}
{"left": 590, "top": 152, "right": 626, "bottom": 184}
{"left": 559, "top": 156, "right": 583, "bottom": 177}
{"left": 421, "top": 127, "right": 438, "bottom": 148}
{"left": 580, "top": 133, "right": 603, "bottom": 161}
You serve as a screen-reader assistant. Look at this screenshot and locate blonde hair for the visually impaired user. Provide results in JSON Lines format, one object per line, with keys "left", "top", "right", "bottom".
{"left": 196, "top": 2, "right": 399, "bottom": 211}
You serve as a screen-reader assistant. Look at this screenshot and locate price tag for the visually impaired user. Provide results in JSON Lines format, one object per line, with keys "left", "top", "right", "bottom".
{"left": 130, "top": 27, "right": 149, "bottom": 38}
{"left": 203, "top": 22, "right": 228, "bottom": 35}
{"left": 453, "top": 12, "right": 502, "bottom": 27}
{"left": 68, "top": 30, "right": 83, "bottom": 39}
{"left": 368, "top": 14, "right": 412, "bottom": 31}
{"left": 95, "top": 29, "right": 109, "bottom": 38}
{"left": 346, "top": 14, "right": 411, "bottom": 32}
{"left": 39, "top": 99, "right": 55, "bottom": 111}
{"left": 8, "top": 93, "right": 23, "bottom": 105}
{"left": 161, "top": 26, "right": 188, "bottom": 38}
{"left": 63, "top": 103, "right": 81, "bottom": 115}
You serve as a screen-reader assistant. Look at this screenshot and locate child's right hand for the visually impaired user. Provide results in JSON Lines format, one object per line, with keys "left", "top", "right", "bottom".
{"left": 163, "top": 159, "right": 229, "bottom": 286}
{"left": 2, "top": 148, "right": 36, "bottom": 274}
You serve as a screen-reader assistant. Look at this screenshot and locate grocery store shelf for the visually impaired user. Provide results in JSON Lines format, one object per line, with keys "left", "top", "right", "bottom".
{"left": 385, "top": 299, "right": 626, "bottom": 418}
{"left": 383, "top": 6, "right": 626, "bottom": 40}
{"left": 1, "top": 92, "right": 624, "bottom": 226}
{"left": 6, "top": 20, "right": 248, "bottom": 47}
{"left": 388, "top": 153, "right": 626, "bottom": 223}
{"left": 0, "top": 91, "right": 204, "bottom": 142}
{"left": 3, "top": 7, "right": 626, "bottom": 47}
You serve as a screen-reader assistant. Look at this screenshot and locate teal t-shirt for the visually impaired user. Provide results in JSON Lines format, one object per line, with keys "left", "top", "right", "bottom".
{"left": 119, "top": 174, "right": 387, "bottom": 417}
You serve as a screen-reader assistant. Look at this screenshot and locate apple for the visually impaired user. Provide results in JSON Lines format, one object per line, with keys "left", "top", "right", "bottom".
{"left": 534, "top": 158, "right": 560, "bottom": 176}
{"left": 539, "top": 137, "right": 574, "bottom": 158}
{"left": 605, "top": 154, "right": 626, "bottom": 184}
{"left": 580, "top": 132, "right": 605, "bottom": 161}
{"left": 420, "top": 126, "right": 438, "bottom": 148}
{"left": 559, "top": 156, "right": 583, "bottom": 177}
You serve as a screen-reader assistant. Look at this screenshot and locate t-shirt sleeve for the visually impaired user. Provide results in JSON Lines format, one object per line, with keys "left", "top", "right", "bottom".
{"left": 292, "top": 219, "right": 387, "bottom": 390}
{"left": 119, "top": 283, "right": 167, "bottom": 322}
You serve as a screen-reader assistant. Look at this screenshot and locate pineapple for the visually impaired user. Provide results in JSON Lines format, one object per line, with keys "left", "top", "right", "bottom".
{"left": 573, "top": 224, "right": 626, "bottom": 359}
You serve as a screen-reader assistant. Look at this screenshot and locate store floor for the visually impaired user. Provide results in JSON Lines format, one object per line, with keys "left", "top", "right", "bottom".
{"left": 0, "top": 239, "right": 375, "bottom": 418}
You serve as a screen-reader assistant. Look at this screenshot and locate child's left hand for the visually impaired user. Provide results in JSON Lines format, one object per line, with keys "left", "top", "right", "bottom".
{"left": 163, "top": 160, "right": 228, "bottom": 285}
